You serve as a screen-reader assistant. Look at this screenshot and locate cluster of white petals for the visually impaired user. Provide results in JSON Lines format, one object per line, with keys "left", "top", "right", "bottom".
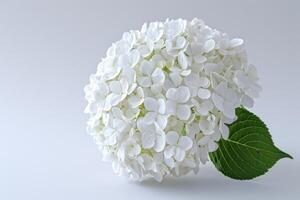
{"left": 84, "top": 18, "right": 261, "bottom": 181}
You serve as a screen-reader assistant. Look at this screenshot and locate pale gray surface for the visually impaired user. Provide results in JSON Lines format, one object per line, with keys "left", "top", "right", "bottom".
{"left": 0, "top": 0, "right": 299, "bottom": 199}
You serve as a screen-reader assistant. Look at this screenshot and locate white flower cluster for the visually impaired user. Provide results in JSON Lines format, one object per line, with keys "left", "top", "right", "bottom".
{"left": 84, "top": 18, "right": 261, "bottom": 181}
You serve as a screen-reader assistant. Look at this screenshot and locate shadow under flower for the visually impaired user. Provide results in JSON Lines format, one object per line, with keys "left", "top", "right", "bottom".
{"left": 134, "top": 165, "right": 269, "bottom": 195}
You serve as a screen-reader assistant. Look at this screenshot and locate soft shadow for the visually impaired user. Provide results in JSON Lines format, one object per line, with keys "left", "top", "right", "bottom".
{"left": 123, "top": 159, "right": 300, "bottom": 199}
{"left": 129, "top": 158, "right": 300, "bottom": 197}
{"left": 133, "top": 166, "right": 269, "bottom": 194}
{"left": 141, "top": 176, "right": 265, "bottom": 192}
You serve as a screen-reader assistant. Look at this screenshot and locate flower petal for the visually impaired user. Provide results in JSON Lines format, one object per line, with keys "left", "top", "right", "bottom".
{"left": 199, "top": 118, "right": 214, "bottom": 135}
{"left": 140, "top": 60, "right": 154, "bottom": 76}
{"left": 230, "top": 38, "right": 243, "bottom": 48}
{"left": 219, "top": 120, "right": 229, "bottom": 139}
{"left": 176, "top": 36, "right": 186, "bottom": 49}
{"left": 137, "top": 76, "right": 152, "bottom": 87}
{"left": 128, "top": 95, "right": 143, "bottom": 108}
{"left": 137, "top": 118, "right": 155, "bottom": 133}
{"left": 84, "top": 103, "right": 97, "bottom": 114}
{"left": 212, "top": 93, "right": 224, "bottom": 111}
{"left": 194, "top": 55, "right": 207, "bottom": 64}
{"left": 166, "top": 88, "right": 177, "bottom": 101}
{"left": 166, "top": 131, "right": 179, "bottom": 145}
{"left": 157, "top": 115, "right": 168, "bottom": 129}
{"left": 102, "top": 67, "right": 121, "bottom": 81}
{"left": 241, "top": 95, "right": 254, "bottom": 108}
{"left": 143, "top": 112, "right": 157, "bottom": 124}
{"left": 109, "top": 81, "right": 122, "bottom": 95}
{"left": 177, "top": 86, "right": 190, "bottom": 103}
{"left": 198, "top": 136, "right": 210, "bottom": 146}
{"left": 151, "top": 68, "right": 165, "bottom": 83}
{"left": 178, "top": 51, "right": 188, "bottom": 69}
{"left": 177, "top": 104, "right": 191, "bottom": 120}
{"left": 223, "top": 102, "right": 236, "bottom": 119}
{"left": 174, "top": 148, "right": 185, "bottom": 161}
{"left": 128, "top": 143, "right": 141, "bottom": 157}
{"left": 129, "top": 49, "right": 140, "bottom": 67}
{"left": 196, "top": 100, "right": 214, "bottom": 116}
{"left": 164, "top": 146, "right": 176, "bottom": 161}
{"left": 150, "top": 84, "right": 162, "bottom": 94}
{"left": 166, "top": 100, "right": 177, "bottom": 115}
{"left": 198, "top": 77, "right": 210, "bottom": 88}
{"left": 144, "top": 97, "right": 159, "bottom": 112}
{"left": 158, "top": 98, "right": 166, "bottom": 114}
{"left": 117, "top": 54, "right": 130, "bottom": 68}
{"left": 106, "top": 44, "right": 116, "bottom": 57}
{"left": 208, "top": 141, "right": 218, "bottom": 152}
{"left": 167, "top": 19, "right": 186, "bottom": 39}
{"left": 203, "top": 39, "right": 215, "bottom": 53}
{"left": 154, "top": 130, "right": 166, "bottom": 152}
{"left": 186, "top": 123, "right": 199, "bottom": 136}
{"left": 152, "top": 172, "right": 163, "bottom": 182}
{"left": 164, "top": 157, "right": 175, "bottom": 168}
{"left": 169, "top": 72, "right": 183, "bottom": 87}
{"left": 115, "top": 40, "right": 130, "bottom": 55}
{"left": 138, "top": 44, "right": 152, "bottom": 58}
{"left": 141, "top": 131, "right": 155, "bottom": 149}
{"left": 178, "top": 136, "right": 193, "bottom": 150}
{"left": 109, "top": 93, "right": 122, "bottom": 107}
{"left": 197, "top": 88, "right": 211, "bottom": 99}
{"left": 184, "top": 73, "right": 202, "bottom": 88}
{"left": 147, "top": 23, "right": 163, "bottom": 42}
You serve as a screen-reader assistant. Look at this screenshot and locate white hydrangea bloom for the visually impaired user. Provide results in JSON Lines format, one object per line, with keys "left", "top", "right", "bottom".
{"left": 84, "top": 18, "right": 261, "bottom": 181}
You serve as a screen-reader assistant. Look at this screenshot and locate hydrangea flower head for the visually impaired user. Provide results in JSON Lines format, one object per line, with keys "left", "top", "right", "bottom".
{"left": 84, "top": 18, "right": 261, "bottom": 181}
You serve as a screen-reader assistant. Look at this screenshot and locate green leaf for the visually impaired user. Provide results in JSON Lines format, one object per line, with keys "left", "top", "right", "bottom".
{"left": 209, "top": 107, "right": 292, "bottom": 180}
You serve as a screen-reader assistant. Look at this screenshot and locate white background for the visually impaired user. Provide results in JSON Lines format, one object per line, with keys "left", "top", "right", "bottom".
{"left": 1, "top": 0, "right": 299, "bottom": 199}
